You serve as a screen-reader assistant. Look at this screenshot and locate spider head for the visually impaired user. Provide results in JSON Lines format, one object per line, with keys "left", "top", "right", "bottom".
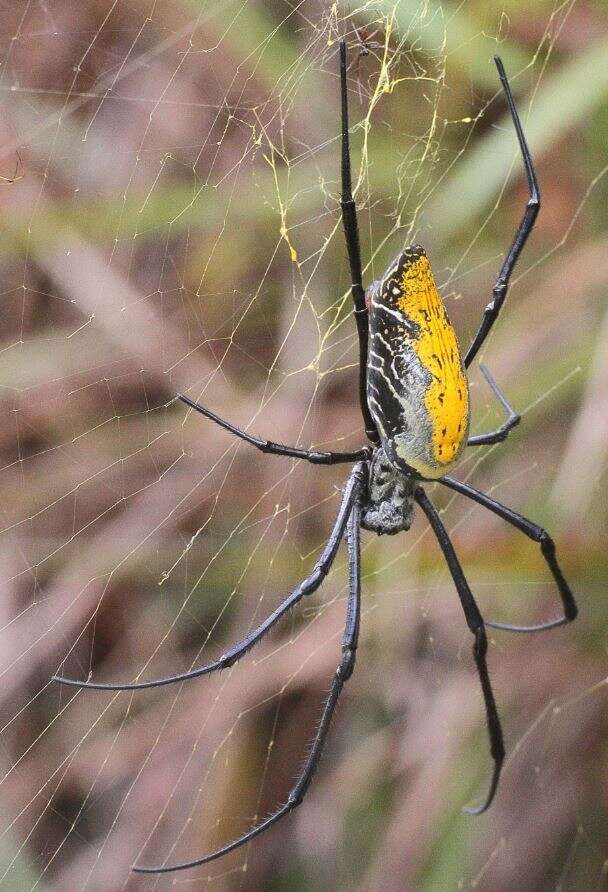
{"left": 361, "top": 447, "right": 415, "bottom": 536}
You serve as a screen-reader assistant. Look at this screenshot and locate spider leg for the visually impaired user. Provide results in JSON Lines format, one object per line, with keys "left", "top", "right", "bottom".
{"left": 467, "top": 364, "right": 521, "bottom": 446}
{"left": 415, "top": 486, "right": 504, "bottom": 815}
{"left": 439, "top": 476, "right": 578, "bottom": 632}
{"left": 464, "top": 57, "right": 540, "bottom": 369}
{"left": 52, "top": 464, "right": 367, "bottom": 692}
{"left": 339, "top": 39, "right": 379, "bottom": 445}
{"left": 132, "top": 483, "right": 364, "bottom": 873}
{"left": 178, "top": 394, "right": 369, "bottom": 465}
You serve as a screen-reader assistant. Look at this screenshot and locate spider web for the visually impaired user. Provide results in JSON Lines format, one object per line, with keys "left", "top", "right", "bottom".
{"left": 0, "top": 0, "right": 607, "bottom": 888}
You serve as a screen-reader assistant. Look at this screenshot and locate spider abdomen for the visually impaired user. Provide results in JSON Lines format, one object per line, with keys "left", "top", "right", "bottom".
{"left": 366, "top": 246, "right": 470, "bottom": 479}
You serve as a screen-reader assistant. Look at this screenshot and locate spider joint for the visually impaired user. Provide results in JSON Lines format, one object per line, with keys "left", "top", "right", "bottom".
{"left": 311, "top": 562, "right": 328, "bottom": 580}
{"left": 337, "top": 648, "right": 356, "bottom": 680}
{"left": 539, "top": 531, "right": 555, "bottom": 553}
{"left": 473, "top": 627, "right": 488, "bottom": 659}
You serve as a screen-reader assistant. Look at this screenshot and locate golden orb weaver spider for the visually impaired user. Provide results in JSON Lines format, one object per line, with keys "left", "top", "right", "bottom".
{"left": 53, "top": 40, "right": 578, "bottom": 874}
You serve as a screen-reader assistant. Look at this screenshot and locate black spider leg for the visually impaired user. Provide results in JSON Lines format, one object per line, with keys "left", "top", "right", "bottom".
{"left": 132, "top": 474, "right": 364, "bottom": 874}
{"left": 52, "top": 465, "right": 366, "bottom": 692}
{"left": 415, "top": 486, "right": 503, "bottom": 815}
{"left": 440, "top": 476, "right": 578, "bottom": 633}
{"left": 467, "top": 364, "right": 521, "bottom": 446}
{"left": 339, "top": 39, "right": 380, "bottom": 445}
{"left": 178, "top": 394, "right": 369, "bottom": 465}
{"left": 464, "top": 57, "right": 540, "bottom": 369}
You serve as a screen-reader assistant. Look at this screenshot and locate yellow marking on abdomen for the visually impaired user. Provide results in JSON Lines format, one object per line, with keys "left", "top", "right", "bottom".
{"left": 397, "top": 255, "right": 469, "bottom": 465}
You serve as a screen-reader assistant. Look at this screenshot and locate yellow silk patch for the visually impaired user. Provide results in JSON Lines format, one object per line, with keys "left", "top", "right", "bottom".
{"left": 397, "top": 255, "right": 469, "bottom": 465}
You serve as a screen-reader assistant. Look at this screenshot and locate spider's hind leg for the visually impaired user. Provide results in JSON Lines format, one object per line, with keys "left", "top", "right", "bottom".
{"left": 339, "top": 39, "right": 380, "bottom": 444}
{"left": 464, "top": 58, "right": 540, "bottom": 369}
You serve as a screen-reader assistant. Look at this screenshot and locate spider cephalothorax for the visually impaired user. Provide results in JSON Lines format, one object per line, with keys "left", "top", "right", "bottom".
{"left": 53, "top": 40, "right": 578, "bottom": 876}
{"left": 361, "top": 446, "right": 415, "bottom": 535}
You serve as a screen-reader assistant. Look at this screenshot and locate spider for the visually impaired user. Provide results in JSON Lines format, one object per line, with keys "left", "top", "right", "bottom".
{"left": 53, "top": 41, "right": 578, "bottom": 874}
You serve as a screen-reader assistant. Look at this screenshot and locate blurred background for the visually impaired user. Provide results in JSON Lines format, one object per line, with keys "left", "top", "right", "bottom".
{"left": 0, "top": 0, "right": 607, "bottom": 889}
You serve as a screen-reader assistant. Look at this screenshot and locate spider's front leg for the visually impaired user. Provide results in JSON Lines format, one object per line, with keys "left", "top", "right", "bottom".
{"left": 133, "top": 474, "right": 365, "bottom": 874}
{"left": 53, "top": 463, "right": 367, "bottom": 692}
{"left": 415, "top": 486, "right": 504, "bottom": 814}
{"left": 439, "top": 475, "right": 578, "bottom": 632}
